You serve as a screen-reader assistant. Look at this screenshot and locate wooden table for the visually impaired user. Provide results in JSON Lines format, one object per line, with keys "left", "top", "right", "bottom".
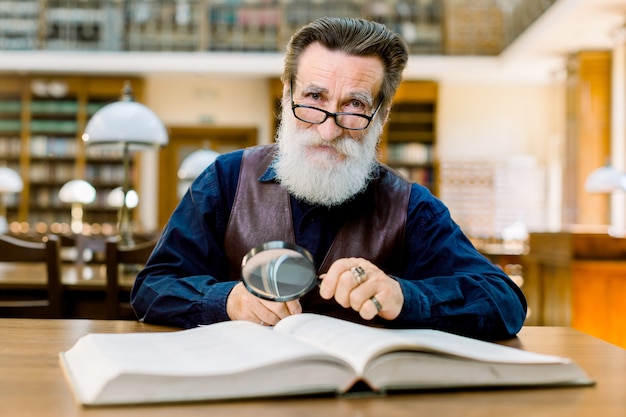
{"left": 0, "top": 263, "right": 135, "bottom": 288}
{"left": 1, "top": 319, "right": 625, "bottom": 417}
{"left": 0, "top": 263, "right": 137, "bottom": 319}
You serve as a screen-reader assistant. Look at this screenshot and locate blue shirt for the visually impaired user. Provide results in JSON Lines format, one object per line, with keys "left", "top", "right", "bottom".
{"left": 131, "top": 149, "right": 527, "bottom": 340}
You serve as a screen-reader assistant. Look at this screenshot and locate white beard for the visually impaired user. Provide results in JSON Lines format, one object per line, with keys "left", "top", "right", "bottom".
{"left": 273, "top": 106, "right": 383, "bottom": 207}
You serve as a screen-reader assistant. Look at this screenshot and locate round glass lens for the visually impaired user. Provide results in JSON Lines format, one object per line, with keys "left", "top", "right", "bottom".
{"left": 241, "top": 242, "right": 318, "bottom": 302}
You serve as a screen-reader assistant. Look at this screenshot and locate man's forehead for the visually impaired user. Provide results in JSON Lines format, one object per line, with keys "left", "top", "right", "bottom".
{"left": 295, "top": 44, "right": 384, "bottom": 97}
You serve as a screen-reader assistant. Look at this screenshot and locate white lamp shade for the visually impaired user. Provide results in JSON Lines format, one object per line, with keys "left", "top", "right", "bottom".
{"left": 177, "top": 149, "right": 220, "bottom": 180}
{"left": 0, "top": 167, "right": 23, "bottom": 193}
{"left": 585, "top": 165, "right": 626, "bottom": 193}
{"left": 82, "top": 101, "right": 168, "bottom": 148}
{"left": 107, "top": 187, "right": 139, "bottom": 209}
{"left": 59, "top": 180, "right": 97, "bottom": 204}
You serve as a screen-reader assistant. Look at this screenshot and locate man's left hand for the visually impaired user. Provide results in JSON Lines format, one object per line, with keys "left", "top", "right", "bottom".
{"left": 318, "top": 257, "right": 403, "bottom": 321}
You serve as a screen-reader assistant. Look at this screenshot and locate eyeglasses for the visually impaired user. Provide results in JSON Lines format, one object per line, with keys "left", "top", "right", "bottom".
{"left": 290, "top": 80, "right": 384, "bottom": 131}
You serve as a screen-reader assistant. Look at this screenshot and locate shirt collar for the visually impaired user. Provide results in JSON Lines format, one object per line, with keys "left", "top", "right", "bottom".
{"left": 258, "top": 161, "right": 278, "bottom": 182}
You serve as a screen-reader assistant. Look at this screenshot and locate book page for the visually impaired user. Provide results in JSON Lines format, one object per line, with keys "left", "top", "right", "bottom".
{"left": 274, "top": 314, "right": 570, "bottom": 376}
{"left": 274, "top": 314, "right": 416, "bottom": 374}
{"left": 61, "top": 320, "right": 361, "bottom": 404}
{"left": 66, "top": 320, "right": 343, "bottom": 377}
{"left": 394, "top": 329, "right": 571, "bottom": 364}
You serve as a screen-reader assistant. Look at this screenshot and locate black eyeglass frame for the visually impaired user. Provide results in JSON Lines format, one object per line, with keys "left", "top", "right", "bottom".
{"left": 289, "top": 79, "right": 384, "bottom": 131}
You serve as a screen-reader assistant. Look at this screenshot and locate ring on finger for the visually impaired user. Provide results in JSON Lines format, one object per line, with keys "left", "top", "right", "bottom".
{"left": 370, "top": 296, "right": 383, "bottom": 313}
{"left": 350, "top": 266, "right": 367, "bottom": 285}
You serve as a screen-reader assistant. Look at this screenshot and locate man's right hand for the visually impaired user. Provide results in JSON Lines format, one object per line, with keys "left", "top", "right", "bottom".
{"left": 226, "top": 282, "right": 302, "bottom": 326}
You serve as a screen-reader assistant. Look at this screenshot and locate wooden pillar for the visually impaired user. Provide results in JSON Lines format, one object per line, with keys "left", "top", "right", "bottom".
{"left": 564, "top": 51, "right": 612, "bottom": 227}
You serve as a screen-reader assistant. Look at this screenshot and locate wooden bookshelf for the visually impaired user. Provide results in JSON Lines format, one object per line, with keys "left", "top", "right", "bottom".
{"left": 383, "top": 81, "right": 438, "bottom": 193}
{"left": 0, "top": 75, "right": 143, "bottom": 230}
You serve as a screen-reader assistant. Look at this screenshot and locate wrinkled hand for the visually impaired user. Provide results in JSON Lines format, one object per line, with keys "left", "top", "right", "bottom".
{"left": 226, "top": 282, "right": 302, "bottom": 326}
{"left": 319, "top": 257, "right": 403, "bottom": 321}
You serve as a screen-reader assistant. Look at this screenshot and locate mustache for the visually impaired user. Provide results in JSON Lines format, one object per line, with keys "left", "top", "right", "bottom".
{"left": 299, "top": 134, "right": 362, "bottom": 157}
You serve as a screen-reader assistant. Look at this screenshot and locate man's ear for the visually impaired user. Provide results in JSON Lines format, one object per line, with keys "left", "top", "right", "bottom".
{"left": 380, "top": 105, "right": 391, "bottom": 125}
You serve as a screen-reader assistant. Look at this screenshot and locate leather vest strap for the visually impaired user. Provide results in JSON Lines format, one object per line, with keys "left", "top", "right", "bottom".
{"left": 225, "top": 145, "right": 293, "bottom": 280}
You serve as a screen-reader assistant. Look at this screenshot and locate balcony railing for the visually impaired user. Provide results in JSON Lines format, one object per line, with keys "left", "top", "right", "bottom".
{"left": 0, "top": 0, "right": 558, "bottom": 55}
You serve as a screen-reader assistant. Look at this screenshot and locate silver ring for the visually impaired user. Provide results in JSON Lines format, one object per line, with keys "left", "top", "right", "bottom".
{"left": 370, "top": 296, "right": 382, "bottom": 312}
{"left": 350, "top": 266, "right": 367, "bottom": 285}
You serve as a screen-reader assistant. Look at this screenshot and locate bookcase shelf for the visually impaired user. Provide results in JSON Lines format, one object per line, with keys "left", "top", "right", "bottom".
{"left": 0, "top": 0, "right": 445, "bottom": 55}
{"left": 0, "top": 74, "right": 143, "bottom": 232}
{"left": 382, "top": 81, "right": 438, "bottom": 193}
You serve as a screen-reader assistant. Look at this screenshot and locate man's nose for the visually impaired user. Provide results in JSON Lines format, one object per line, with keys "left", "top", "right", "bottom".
{"left": 316, "top": 116, "right": 344, "bottom": 142}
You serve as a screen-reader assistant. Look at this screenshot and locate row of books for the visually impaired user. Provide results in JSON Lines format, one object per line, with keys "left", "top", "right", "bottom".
{"left": 0, "top": 0, "right": 443, "bottom": 53}
{"left": 387, "top": 142, "right": 433, "bottom": 165}
{"left": 0, "top": 135, "right": 126, "bottom": 159}
{"left": 395, "top": 166, "right": 433, "bottom": 189}
{"left": 30, "top": 135, "right": 78, "bottom": 158}
{"left": 28, "top": 161, "right": 76, "bottom": 183}
{"left": 0, "top": 136, "right": 21, "bottom": 156}
{"left": 0, "top": 99, "right": 104, "bottom": 114}
{"left": 28, "top": 160, "right": 128, "bottom": 186}
{"left": 0, "top": 120, "right": 78, "bottom": 135}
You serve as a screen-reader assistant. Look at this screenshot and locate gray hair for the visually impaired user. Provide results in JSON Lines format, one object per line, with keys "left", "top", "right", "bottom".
{"left": 282, "top": 17, "right": 409, "bottom": 111}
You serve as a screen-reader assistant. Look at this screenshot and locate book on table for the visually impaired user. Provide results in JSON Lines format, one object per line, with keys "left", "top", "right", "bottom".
{"left": 59, "top": 313, "right": 594, "bottom": 405}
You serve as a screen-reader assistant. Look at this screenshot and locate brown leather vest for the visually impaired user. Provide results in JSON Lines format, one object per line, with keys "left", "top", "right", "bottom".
{"left": 224, "top": 145, "right": 411, "bottom": 324}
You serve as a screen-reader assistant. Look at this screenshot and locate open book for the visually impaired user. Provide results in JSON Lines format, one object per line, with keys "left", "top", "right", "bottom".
{"left": 59, "top": 313, "right": 593, "bottom": 405}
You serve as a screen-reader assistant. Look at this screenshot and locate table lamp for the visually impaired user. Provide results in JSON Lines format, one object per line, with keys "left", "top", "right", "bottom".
{"left": 106, "top": 187, "right": 139, "bottom": 210}
{"left": 177, "top": 148, "right": 220, "bottom": 198}
{"left": 0, "top": 166, "right": 23, "bottom": 234}
{"left": 585, "top": 163, "right": 626, "bottom": 236}
{"left": 59, "top": 179, "right": 97, "bottom": 234}
{"left": 82, "top": 81, "right": 168, "bottom": 246}
{"left": 585, "top": 164, "right": 626, "bottom": 193}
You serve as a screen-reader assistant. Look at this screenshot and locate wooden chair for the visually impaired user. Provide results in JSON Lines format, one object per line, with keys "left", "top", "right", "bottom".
{"left": 105, "top": 236, "right": 158, "bottom": 320}
{"left": 0, "top": 234, "right": 63, "bottom": 318}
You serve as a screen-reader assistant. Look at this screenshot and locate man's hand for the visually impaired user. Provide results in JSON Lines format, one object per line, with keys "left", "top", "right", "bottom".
{"left": 226, "top": 282, "right": 302, "bottom": 325}
{"left": 318, "top": 257, "right": 403, "bottom": 321}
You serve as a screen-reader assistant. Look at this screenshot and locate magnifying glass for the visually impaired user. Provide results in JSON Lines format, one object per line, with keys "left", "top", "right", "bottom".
{"left": 241, "top": 241, "right": 319, "bottom": 302}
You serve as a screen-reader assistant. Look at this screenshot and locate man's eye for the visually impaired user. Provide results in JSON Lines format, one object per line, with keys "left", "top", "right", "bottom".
{"left": 348, "top": 100, "right": 365, "bottom": 111}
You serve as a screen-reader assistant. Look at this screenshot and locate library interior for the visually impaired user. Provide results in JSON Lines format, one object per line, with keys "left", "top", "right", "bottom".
{"left": 0, "top": 0, "right": 625, "bottom": 366}
{"left": 3, "top": 1, "right": 626, "bottom": 415}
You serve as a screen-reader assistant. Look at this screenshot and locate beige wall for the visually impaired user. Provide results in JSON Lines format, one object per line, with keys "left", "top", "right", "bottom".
{"left": 144, "top": 73, "right": 273, "bottom": 144}
{"left": 437, "top": 81, "right": 565, "bottom": 164}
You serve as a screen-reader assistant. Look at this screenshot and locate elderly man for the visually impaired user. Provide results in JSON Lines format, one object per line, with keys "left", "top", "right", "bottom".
{"left": 131, "top": 17, "right": 527, "bottom": 340}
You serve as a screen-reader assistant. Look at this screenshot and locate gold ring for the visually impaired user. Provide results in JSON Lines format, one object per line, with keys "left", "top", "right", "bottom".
{"left": 350, "top": 266, "right": 367, "bottom": 284}
{"left": 370, "top": 296, "right": 382, "bottom": 312}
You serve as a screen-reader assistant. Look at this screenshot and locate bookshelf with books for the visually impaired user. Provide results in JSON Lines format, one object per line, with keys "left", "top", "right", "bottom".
{"left": 0, "top": 75, "right": 143, "bottom": 232}
{"left": 383, "top": 81, "right": 438, "bottom": 193}
{"left": 0, "top": 75, "right": 24, "bottom": 224}
{"left": 0, "top": 0, "right": 445, "bottom": 55}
